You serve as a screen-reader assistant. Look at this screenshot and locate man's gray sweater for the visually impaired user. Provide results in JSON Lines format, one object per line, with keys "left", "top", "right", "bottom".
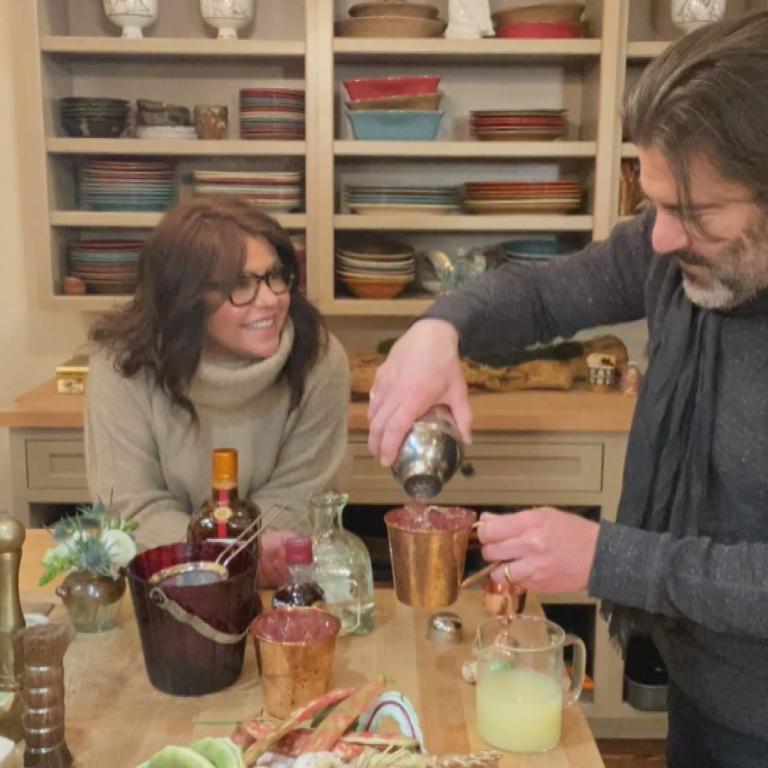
{"left": 424, "top": 211, "right": 768, "bottom": 738}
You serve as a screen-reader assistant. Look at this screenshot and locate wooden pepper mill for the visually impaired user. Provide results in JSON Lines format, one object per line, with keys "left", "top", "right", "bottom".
{"left": 18, "top": 624, "right": 74, "bottom": 768}
{"left": 0, "top": 515, "right": 26, "bottom": 744}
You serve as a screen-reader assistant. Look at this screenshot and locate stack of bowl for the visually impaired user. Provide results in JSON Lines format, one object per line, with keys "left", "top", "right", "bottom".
{"left": 80, "top": 158, "right": 177, "bottom": 212}
{"left": 336, "top": 240, "right": 415, "bottom": 299}
{"left": 192, "top": 169, "right": 304, "bottom": 213}
{"left": 492, "top": 2, "right": 585, "bottom": 38}
{"left": 336, "top": 2, "right": 445, "bottom": 38}
{"left": 239, "top": 88, "right": 305, "bottom": 140}
{"left": 470, "top": 109, "right": 568, "bottom": 141}
{"left": 344, "top": 76, "right": 443, "bottom": 141}
{"left": 58, "top": 97, "right": 130, "bottom": 138}
{"left": 135, "top": 99, "right": 195, "bottom": 139}
{"left": 67, "top": 238, "right": 142, "bottom": 295}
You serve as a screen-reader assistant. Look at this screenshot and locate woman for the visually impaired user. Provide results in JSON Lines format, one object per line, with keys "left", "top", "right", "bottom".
{"left": 85, "top": 196, "right": 350, "bottom": 586}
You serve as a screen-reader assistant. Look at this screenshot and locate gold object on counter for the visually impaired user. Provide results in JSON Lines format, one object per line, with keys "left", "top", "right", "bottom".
{"left": 0, "top": 515, "right": 25, "bottom": 742}
{"left": 55, "top": 354, "right": 88, "bottom": 395}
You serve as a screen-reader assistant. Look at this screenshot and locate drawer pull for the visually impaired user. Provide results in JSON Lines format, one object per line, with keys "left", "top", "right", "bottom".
{"left": 460, "top": 461, "right": 476, "bottom": 477}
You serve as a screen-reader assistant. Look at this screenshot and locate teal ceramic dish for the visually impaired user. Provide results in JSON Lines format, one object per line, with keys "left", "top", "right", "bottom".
{"left": 346, "top": 110, "right": 443, "bottom": 141}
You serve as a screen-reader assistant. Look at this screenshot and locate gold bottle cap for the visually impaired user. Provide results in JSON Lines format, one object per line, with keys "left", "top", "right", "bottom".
{"left": 212, "top": 448, "right": 238, "bottom": 488}
{"left": 0, "top": 514, "right": 25, "bottom": 553}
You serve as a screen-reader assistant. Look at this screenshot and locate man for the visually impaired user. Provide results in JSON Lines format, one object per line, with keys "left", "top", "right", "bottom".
{"left": 367, "top": 13, "right": 768, "bottom": 768}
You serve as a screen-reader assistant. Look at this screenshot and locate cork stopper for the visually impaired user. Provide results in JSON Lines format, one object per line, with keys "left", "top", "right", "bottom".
{"left": 0, "top": 514, "right": 25, "bottom": 553}
{"left": 212, "top": 448, "right": 238, "bottom": 488}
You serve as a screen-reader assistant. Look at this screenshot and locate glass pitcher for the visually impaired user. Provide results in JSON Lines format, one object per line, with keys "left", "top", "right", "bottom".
{"left": 473, "top": 615, "right": 586, "bottom": 753}
{"left": 310, "top": 491, "right": 374, "bottom": 635}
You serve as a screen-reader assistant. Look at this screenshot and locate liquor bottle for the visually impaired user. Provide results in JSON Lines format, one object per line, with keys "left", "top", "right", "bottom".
{"left": 271, "top": 537, "right": 325, "bottom": 609}
{"left": 310, "top": 491, "right": 375, "bottom": 635}
{"left": 187, "top": 448, "right": 260, "bottom": 545}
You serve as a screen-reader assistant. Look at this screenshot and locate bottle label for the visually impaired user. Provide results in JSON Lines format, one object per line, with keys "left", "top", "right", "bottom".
{"left": 213, "top": 506, "right": 233, "bottom": 522}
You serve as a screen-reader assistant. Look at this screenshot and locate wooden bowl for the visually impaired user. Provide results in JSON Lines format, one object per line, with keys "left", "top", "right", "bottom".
{"left": 340, "top": 276, "right": 411, "bottom": 299}
{"left": 348, "top": 2, "right": 439, "bottom": 19}
{"left": 335, "top": 15, "right": 446, "bottom": 38}
{"left": 347, "top": 91, "right": 443, "bottom": 111}
{"left": 492, "top": 2, "right": 585, "bottom": 26}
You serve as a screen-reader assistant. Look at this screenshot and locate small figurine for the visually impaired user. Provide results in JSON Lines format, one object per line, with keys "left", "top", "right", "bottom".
{"left": 445, "top": 0, "right": 494, "bottom": 39}
{"left": 619, "top": 362, "right": 643, "bottom": 397}
{"left": 586, "top": 352, "right": 617, "bottom": 392}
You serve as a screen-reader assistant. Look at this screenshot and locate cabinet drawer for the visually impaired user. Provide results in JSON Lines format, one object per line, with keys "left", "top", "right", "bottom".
{"left": 341, "top": 441, "right": 603, "bottom": 495}
{"left": 26, "top": 440, "right": 87, "bottom": 490}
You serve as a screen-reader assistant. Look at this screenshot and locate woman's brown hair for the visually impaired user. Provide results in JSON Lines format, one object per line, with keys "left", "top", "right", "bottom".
{"left": 90, "top": 195, "right": 325, "bottom": 421}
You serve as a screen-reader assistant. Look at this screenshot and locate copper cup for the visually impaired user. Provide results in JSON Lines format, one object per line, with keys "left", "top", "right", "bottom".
{"left": 384, "top": 505, "right": 476, "bottom": 609}
{"left": 250, "top": 607, "right": 341, "bottom": 718}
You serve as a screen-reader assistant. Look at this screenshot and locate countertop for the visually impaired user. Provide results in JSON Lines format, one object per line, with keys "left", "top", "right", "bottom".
{"left": 0, "top": 379, "right": 636, "bottom": 433}
{"left": 18, "top": 530, "right": 605, "bottom": 768}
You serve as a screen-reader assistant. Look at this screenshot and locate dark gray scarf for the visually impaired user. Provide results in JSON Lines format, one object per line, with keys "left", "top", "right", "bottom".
{"left": 602, "top": 270, "right": 768, "bottom": 649}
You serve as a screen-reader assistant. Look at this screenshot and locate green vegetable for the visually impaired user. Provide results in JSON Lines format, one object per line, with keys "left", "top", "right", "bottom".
{"left": 147, "top": 746, "right": 215, "bottom": 768}
{"left": 191, "top": 738, "right": 244, "bottom": 768}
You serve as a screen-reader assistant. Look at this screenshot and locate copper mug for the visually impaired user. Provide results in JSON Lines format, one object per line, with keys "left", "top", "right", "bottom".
{"left": 384, "top": 504, "right": 476, "bottom": 609}
{"left": 194, "top": 104, "right": 228, "bottom": 139}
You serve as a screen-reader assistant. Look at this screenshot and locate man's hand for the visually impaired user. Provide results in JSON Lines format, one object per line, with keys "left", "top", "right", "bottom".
{"left": 257, "top": 529, "right": 295, "bottom": 588}
{"left": 367, "top": 319, "right": 472, "bottom": 466}
{"left": 477, "top": 508, "right": 600, "bottom": 593}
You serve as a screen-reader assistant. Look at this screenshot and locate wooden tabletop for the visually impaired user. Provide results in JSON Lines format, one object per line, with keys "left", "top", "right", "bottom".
{"left": 19, "top": 530, "right": 604, "bottom": 768}
{"left": 0, "top": 379, "right": 635, "bottom": 433}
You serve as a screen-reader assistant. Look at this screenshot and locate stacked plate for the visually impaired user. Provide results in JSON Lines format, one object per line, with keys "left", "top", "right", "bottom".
{"left": 136, "top": 125, "right": 197, "bottom": 140}
{"left": 239, "top": 88, "right": 305, "bottom": 140}
{"left": 463, "top": 180, "right": 582, "bottom": 214}
{"left": 192, "top": 170, "right": 304, "bottom": 212}
{"left": 67, "top": 239, "right": 141, "bottom": 295}
{"left": 470, "top": 110, "right": 568, "bottom": 141}
{"left": 344, "top": 184, "right": 460, "bottom": 215}
{"left": 59, "top": 97, "right": 130, "bottom": 138}
{"left": 80, "top": 158, "right": 176, "bottom": 212}
{"left": 499, "top": 236, "right": 580, "bottom": 262}
{"left": 336, "top": 241, "right": 415, "bottom": 299}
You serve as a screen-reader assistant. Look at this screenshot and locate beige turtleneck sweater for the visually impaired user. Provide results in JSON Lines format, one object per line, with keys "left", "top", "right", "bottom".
{"left": 84, "top": 320, "right": 350, "bottom": 549}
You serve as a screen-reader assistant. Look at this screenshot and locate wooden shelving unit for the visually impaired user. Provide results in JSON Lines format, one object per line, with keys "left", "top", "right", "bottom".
{"left": 46, "top": 138, "right": 307, "bottom": 156}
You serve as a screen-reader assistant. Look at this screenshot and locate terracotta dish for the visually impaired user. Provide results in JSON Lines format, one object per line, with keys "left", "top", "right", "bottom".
{"left": 335, "top": 16, "right": 446, "bottom": 38}
{"left": 492, "top": 2, "right": 585, "bottom": 26}
{"left": 496, "top": 20, "right": 582, "bottom": 39}
{"left": 340, "top": 276, "right": 411, "bottom": 299}
{"left": 348, "top": 1, "right": 439, "bottom": 19}
{"left": 344, "top": 75, "right": 441, "bottom": 100}
{"left": 347, "top": 91, "right": 443, "bottom": 111}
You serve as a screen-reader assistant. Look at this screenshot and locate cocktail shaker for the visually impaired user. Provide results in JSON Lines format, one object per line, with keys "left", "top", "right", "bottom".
{"left": 391, "top": 406, "right": 464, "bottom": 499}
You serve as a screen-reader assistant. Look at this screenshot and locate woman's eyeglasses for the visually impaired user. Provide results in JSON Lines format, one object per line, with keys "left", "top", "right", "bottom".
{"left": 212, "top": 266, "right": 294, "bottom": 307}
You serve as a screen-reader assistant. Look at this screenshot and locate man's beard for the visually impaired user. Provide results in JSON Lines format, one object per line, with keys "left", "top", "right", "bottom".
{"left": 677, "top": 216, "right": 768, "bottom": 310}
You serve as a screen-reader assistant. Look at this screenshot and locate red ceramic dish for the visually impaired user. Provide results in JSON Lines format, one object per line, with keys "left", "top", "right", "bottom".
{"left": 496, "top": 20, "right": 581, "bottom": 38}
{"left": 343, "top": 75, "right": 441, "bottom": 101}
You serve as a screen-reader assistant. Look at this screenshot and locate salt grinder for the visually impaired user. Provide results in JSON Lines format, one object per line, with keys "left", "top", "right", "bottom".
{"left": 19, "top": 623, "right": 74, "bottom": 767}
{"left": 0, "top": 515, "right": 26, "bottom": 743}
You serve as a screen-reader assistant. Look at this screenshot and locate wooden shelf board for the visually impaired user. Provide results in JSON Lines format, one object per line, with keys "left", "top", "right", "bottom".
{"left": 322, "top": 297, "right": 433, "bottom": 316}
{"left": 50, "top": 211, "right": 307, "bottom": 228}
{"left": 334, "top": 214, "right": 594, "bottom": 231}
{"left": 334, "top": 140, "right": 597, "bottom": 158}
{"left": 334, "top": 37, "right": 601, "bottom": 61}
{"left": 621, "top": 142, "right": 639, "bottom": 158}
{"left": 626, "top": 41, "right": 671, "bottom": 60}
{"left": 49, "top": 294, "right": 131, "bottom": 311}
{"left": 40, "top": 36, "right": 305, "bottom": 58}
{"left": 47, "top": 138, "right": 306, "bottom": 156}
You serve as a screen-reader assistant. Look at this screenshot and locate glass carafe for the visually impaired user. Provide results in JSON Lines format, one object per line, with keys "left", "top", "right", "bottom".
{"left": 310, "top": 491, "right": 374, "bottom": 635}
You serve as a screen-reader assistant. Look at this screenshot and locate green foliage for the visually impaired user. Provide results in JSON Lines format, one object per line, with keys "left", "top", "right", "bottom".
{"left": 39, "top": 499, "right": 138, "bottom": 586}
